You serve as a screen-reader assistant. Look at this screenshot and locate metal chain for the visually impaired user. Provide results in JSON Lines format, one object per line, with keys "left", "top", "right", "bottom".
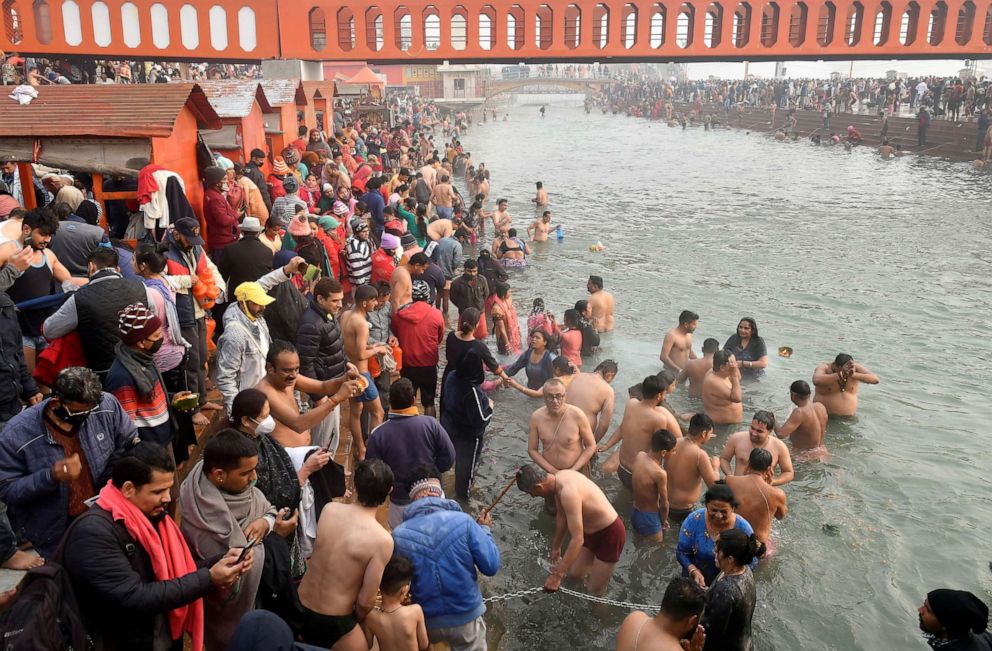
{"left": 483, "top": 585, "right": 659, "bottom": 612}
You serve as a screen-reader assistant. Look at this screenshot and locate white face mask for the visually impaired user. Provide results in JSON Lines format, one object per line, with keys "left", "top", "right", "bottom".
{"left": 252, "top": 415, "right": 275, "bottom": 435}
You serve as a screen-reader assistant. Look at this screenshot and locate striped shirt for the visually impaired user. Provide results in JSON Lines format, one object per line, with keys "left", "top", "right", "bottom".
{"left": 346, "top": 237, "right": 373, "bottom": 285}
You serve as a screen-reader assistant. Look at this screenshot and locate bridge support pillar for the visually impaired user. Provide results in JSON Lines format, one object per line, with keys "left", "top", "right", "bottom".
{"left": 261, "top": 60, "right": 324, "bottom": 81}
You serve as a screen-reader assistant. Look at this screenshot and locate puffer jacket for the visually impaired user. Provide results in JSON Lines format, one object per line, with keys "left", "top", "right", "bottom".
{"left": 392, "top": 497, "right": 500, "bottom": 630}
{"left": 0, "top": 291, "right": 38, "bottom": 420}
{"left": 295, "top": 299, "right": 346, "bottom": 382}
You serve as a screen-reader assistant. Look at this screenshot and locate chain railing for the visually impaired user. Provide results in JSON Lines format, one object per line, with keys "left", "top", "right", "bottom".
{"left": 483, "top": 585, "right": 660, "bottom": 612}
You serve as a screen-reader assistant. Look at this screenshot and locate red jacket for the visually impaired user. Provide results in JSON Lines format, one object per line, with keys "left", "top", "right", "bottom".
{"left": 371, "top": 248, "right": 395, "bottom": 285}
{"left": 391, "top": 301, "right": 444, "bottom": 367}
{"left": 202, "top": 187, "right": 240, "bottom": 249}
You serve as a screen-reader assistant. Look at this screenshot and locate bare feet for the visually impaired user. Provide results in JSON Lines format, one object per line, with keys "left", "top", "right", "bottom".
{"left": 199, "top": 401, "right": 223, "bottom": 412}
{"left": 1, "top": 549, "right": 44, "bottom": 570}
{"left": 192, "top": 412, "right": 210, "bottom": 428}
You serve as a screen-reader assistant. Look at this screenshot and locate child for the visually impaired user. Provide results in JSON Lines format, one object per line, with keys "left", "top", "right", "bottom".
{"left": 559, "top": 309, "right": 583, "bottom": 370}
{"left": 630, "top": 429, "right": 677, "bottom": 544}
{"left": 301, "top": 173, "right": 321, "bottom": 211}
{"left": 365, "top": 555, "right": 429, "bottom": 651}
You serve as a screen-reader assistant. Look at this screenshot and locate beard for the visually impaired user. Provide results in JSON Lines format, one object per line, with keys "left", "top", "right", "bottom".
{"left": 146, "top": 509, "right": 167, "bottom": 524}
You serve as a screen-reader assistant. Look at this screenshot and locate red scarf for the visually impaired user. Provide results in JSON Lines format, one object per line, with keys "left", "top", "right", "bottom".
{"left": 96, "top": 481, "right": 204, "bottom": 650}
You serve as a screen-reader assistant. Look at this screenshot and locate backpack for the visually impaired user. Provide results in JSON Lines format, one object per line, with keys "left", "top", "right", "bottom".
{"left": 0, "top": 563, "right": 91, "bottom": 651}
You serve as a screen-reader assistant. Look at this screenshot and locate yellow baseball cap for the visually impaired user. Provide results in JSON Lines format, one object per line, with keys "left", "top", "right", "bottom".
{"left": 234, "top": 282, "right": 275, "bottom": 306}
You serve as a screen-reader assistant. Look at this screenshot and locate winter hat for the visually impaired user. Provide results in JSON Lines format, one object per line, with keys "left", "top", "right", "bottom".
{"left": 118, "top": 303, "right": 162, "bottom": 345}
{"left": 272, "top": 158, "right": 290, "bottom": 175}
{"left": 282, "top": 147, "right": 301, "bottom": 166}
{"left": 288, "top": 215, "right": 311, "bottom": 237}
{"left": 281, "top": 175, "right": 299, "bottom": 192}
{"left": 412, "top": 280, "right": 430, "bottom": 302}
{"left": 380, "top": 233, "right": 400, "bottom": 251}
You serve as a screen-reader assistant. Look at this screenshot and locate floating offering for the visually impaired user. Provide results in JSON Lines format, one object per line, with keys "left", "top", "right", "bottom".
{"left": 778, "top": 346, "right": 793, "bottom": 358}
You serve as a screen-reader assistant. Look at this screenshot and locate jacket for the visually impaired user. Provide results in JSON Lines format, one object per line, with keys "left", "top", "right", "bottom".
{"left": 243, "top": 162, "right": 272, "bottom": 212}
{"left": 0, "top": 393, "right": 138, "bottom": 558}
{"left": 62, "top": 506, "right": 214, "bottom": 651}
{"left": 295, "top": 299, "right": 347, "bottom": 382}
{"left": 163, "top": 236, "right": 225, "bottom": 326}
{"left": 449, "top": 274, "right": 488, "bottom": 314}
{"left": 202, "top": 186, "right": 240, "bottom": 249}
{"left": 0, "top": 292, "right": 38, "bottom": 420}
{"left": 365, "top": 414, "right": 455, "bottom": 505}
{"left": 391, "top": 301, "right": 444, "bottom": 368}
{"left": 392, "top": 498, "right": 500, "bottom": 630}
{"left": 217, "top": 236, "right": 274, "bottom": 296}
{"left": 440, "top": 372, "right": 492, "bottom": 441}
{"left": 215, "top": 267, "right": 291, "bottom": 412}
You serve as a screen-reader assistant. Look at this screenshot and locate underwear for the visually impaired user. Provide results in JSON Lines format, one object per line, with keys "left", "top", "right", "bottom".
{"left": 582, "top": 516, "right": 626, "bottom": 563}
{"left": 617, "top": 463, "right": 633, "bottom": 490}
{"left": 357, "top": 371, "right": 379, "bottom": 403}
{"left": 668, "top": 505, "right": 699, "bottom": 522}
{"left": 299, "top": 603, "right": 358, "bottom": 648}
{"left": 501, "top": 258, "right": 527, "bottom": 268}
{"left": 631, "top": 508, "right": 662, "bottom": 537}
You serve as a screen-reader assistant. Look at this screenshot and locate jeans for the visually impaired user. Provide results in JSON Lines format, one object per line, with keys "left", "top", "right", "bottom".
{"left": 453, "top": 436, "right": 484, "bottom": 500}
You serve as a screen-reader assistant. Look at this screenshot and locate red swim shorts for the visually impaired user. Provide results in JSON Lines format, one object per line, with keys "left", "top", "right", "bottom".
{"left": 582, "top": 516, "right": 626, "bottom": 563}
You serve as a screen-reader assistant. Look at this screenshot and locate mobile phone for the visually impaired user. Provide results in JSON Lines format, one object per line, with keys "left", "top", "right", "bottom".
{"left": 236, "top": 537, "right": 259, "bottom": 564}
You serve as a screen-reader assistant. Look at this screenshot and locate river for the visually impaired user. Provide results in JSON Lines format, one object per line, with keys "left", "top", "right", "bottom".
{"left": 449, "top": 100, "right": 992, "bottom": 650}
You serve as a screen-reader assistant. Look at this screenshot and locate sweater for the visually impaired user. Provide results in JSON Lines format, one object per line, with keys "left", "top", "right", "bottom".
{"left": 391, "top": 301, "right": 444, "bottom": 368}
{"left": 365, "top": 413, "right": 455, "bottom": 505}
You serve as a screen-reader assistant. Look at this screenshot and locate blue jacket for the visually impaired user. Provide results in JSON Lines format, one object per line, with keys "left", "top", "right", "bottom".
{"left": 365, "top": 413, "right": 455, "bottom": 505}
{"left": 392, "top": 498, "right": 500, "bottom": 629}
{"left": 0, "top": 393, "right": 138, "bottom": 558}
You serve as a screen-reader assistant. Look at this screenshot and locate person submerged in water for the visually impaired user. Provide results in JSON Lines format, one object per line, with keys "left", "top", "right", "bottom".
{"left": 776, "top": 380, "right": 829, "bottom": 455}
{"left": 812, "top": 353, "right": 879, "bottom": 417}
{"left": 724, "top": 449, "right": 787, "bottom": 550}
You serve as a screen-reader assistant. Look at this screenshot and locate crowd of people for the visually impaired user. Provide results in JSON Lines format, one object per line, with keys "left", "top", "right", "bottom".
{"left": 1, "top": 53, "right": 260, "bottom": 86}
{"left": 0, "top": 83, "right": 986, "bottom": 651}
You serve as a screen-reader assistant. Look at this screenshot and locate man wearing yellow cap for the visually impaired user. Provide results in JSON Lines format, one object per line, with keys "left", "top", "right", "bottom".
{"left": 214, "top": 256, "right": 306, "bottom": 414}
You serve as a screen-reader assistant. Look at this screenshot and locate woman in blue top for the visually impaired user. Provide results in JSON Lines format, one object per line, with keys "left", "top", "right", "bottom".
{"left": 723, "top": 317, "right": 768, "bottom": 374}
{"left": 502, "top": 329, "right": 556, "bottom": 390}
{"left": 677, "top": 482, "right": 757, "bottom": 587}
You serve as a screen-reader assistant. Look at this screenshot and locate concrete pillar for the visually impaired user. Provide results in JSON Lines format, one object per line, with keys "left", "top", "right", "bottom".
{"left": 261, "top": 59, "right": 324, "bottom": 81}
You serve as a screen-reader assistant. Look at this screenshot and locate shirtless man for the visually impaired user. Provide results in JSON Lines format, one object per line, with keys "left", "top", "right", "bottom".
{"left": 491, "top": 198, "right": 512, "bottom": 236}
{"left": 339, "top": 285, "right": 391, "bottom": 458}
{"left": 776, "top": 380, "right": 829, "bottom": 452}
{"left": 586, "top": 275, "right": 615, "bottom": 333}
{"left": 517, "top": 465, "right": 626, "bottom": 595}
{"left": 720, "top": 411, "right": 794, "bottom": 486}
{"left": 418, "top": 158, "right": 438, "bottom": 189}
{"left": 531, "top": 181, "right": 548, "bottom": 207}
{"left": 429, "top": 174, "right": 454, "bottom": 220}
{"left": 615, "top": 578, "right": 706, "bottom": 651}
{"left": 666, "top": 413, "right": 720, "bottom": 522}
{"left": 702, "top": 350, "right": 743, "bottom": 426}
{"left": 565, "top": 359, "right": 617, "bottom": 442}
{"left": 725, "top": 448, "right": 787, "bottom": 546}
{"left": 298, "top": 459, "right": 395, "bottom": 650}
{"left": 425, "top": 217, "right": 454, "bottom": 242}
{"left": 812, "top": 353, "right": 880, "bottom": 417}
{"left": 660, "top": 310, "right": 698, "bottom": 373}
{"left": 597, "top": 375, "right": 681, "bottom": 490}
{"left": 528, "top": 211, "right": 552, "bottom": 242}
{"left": 255, "top": 341, "right": 360, "bottom": 449}
{"left": 630, "top": 429, "right": 677, "bottom": 543}
{"left": 528, "top": 378, "right": 596, "bottom": 474}
{"left": 390, "top": 264, "right": 412, "bottom": 311}
{"left": 678, "top": 338, "right": 719, "bottom": 398}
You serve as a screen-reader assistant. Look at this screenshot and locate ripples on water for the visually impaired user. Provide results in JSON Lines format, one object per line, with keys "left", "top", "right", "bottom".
{"left": 456, "top": 103, "right": 992, "bottom": 650}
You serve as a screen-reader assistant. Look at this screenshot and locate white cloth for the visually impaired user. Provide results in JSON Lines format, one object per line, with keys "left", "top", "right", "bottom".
{"left": 140, "top": 169, "right": 185, "bottom": 230}
{"left": 8, "top": 85, "right": 38, "bottom": 105}
{"left": 283, "top": 445, "right": 319, "bottom": 558}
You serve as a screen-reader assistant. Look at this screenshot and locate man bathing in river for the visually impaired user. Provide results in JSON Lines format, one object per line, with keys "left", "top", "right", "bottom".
{"left": 517, "top": 465, "right": 625, "bottom": 595}
{"left": 565, "top": 359, "right": 618, "bottom": 443}
{"left": 630, "top": 429, "right": 677, "bottom": 543}
{"left": 586, "top": 275, "right": 615, "bottom": 333}
{"left": 532, "top": 181, "right": 548, "bottom": 208}
{"left": 725, "top": 448, "right": 788, "bottom": 548}
{"left": 528, "top": 211, "right": 553, "bottom": 242}
{"left": 666, "top": 414, "right": 720, "bottom": 522}
{"left": 776, "top": 380, "right": 829, "bottom": 453}
{"left": 702, "top": 350, "right": 743, "bottom": 425}
{"left": 812, "top": 353, "right": 879, "bottom": 417}
{"left": 660, "top": 310, "right": 698, "bottom": 373}
{"left": 615, "top": 578, "right": 706, "bottom": 651}
{"left": 679, "top": 338, "right": 720, "bottom": 399}
{"left": 598, "top": 374, "right": 681, "bottom": 490}
{"left": 720, "top": 410, "right": 794, "bottom": 486}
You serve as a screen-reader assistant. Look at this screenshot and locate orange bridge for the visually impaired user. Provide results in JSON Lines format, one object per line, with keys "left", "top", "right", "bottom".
{"left": 3, "top": 0, "right": 991, "bottom": 63}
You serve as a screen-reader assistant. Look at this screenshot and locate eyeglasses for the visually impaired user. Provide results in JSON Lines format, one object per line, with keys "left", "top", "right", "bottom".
{"left": 544, "top": 393, "right": 566, "bottom": 402}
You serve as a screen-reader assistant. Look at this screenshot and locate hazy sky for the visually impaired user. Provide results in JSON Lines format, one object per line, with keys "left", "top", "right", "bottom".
{"left": 684, "top": 58, "right": 985, "bottom": 79}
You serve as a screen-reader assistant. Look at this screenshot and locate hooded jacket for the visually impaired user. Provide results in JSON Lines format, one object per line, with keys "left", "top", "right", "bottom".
{"left": 391, "top": 497, "right": 500, "bottom": 630}
{"left": 390, "top": 301, "right": 444, "bottom": 368}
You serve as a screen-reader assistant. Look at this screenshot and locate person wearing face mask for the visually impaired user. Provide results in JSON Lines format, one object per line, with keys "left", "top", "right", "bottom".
{"left": 201, "top": 165, "right": 241, "bottom": 262}
{"left": 0, "top": 366, "right": 138, "bottom": 559}
{"left": 214, "top": 256, "right": 306, "bottom": 414}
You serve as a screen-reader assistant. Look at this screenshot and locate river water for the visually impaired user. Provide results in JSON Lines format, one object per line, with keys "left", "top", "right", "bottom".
{"left": 452, "top": 100, "right": 992, "bottom": 650}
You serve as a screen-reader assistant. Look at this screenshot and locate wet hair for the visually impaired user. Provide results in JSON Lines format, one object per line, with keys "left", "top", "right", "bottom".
{"left": 494, "top": 282, "right": 511, "bottom": 300}
{"left": 834, "top": 353, "right": 853, "bottom": 367}
{"left": 111, "top": 441, "right": 176, "bottom": 489}
{"left": 266, "top": 340, "right": 298, "bottom": 367}
{"left": 380, "top": 554, "right": 415, "bottom": 595}
{"left": 702, "top": 338, "right": 720, "bottom": 354}
{"left": 88, "top": 247, "right": 119, "bottom": 270}
{"left": 660, "top": 577, "right": 706, "bottom": 620}
{"left": 463, "top": 258, "right": 477, "bottom": 270}
{"left": 651, "top": 429, "right": 677, "bottom": 453}
{"left": 715, "top": 528, "right": 766, "bottom": 566}
{"left": 574, "top": 299, "right": 588, "bottom": 313}
{"left": 22, "top": 207, "right": 59, "bottom": 236}
{"left": 409, "top": 252, "right": 430, "bottom": 267}
{"left": 314, "top": 277, "right": 343, "bottom": 298}
{"left": 790, "top": 380, "right": 811, "bottom": 397}
{"left": 588, "top": 275, "right": 604, "bottom": 289}
{"left": 203, "top": 429, "right": 259, "bottom": 473}
{"left": 656, "top": 369, "right": 677, "bottom": 390}
{"left": 748, "top": 448, "right": 773, "bottom": 472}
{"left": 516, "top": 464, "right": 548, "bottom": 492}
{"left": 355, "top": 285, "right": 378, "bottom": 302}
{"left": 459, "top": 307, "right": 481, "bottom": 335}
{"left": 532, "top": 298, "right": 545, "bottom": 310}
{"left": 679, "top": 310, "right": 699, "bottom": 325}
{"left": 507, "top": 228, "right": 517, "bottom": 238}
{"left": 713, "top": 350, "right": 733, "bottom": 372}
{"left": 389, "top": 378, "right": 416, "bottom": 410}
{"left": 594, "top": 359, "right": 618, "bottom": 376}
{"left": 374, "top": 280, "right": 391, "bottom": 297}
{"left": 535, "top": 181, "right": 543, "bottom": 188}
{"left": 53, "top": 367, "right": 102, "bottom": 406}
{"left": 563, "top": 309, "right": 580, "bottom": 328}
{"left": 688, "top": 413, "right": 715, "bottom": 438}
{"left": 704, "top": 481, "right": 738, "bottom": 508}
{"left": 497, "top": 198, "right": 507, "bottom": 205}
{"left": 134, "top": 243, "right": 168, "bottom": 274}
{"left": 405, "top": 462, "right": 441, "bottom": 492}
{"left": 530, "top": 329, "right": 550, "bottom": 347}
{"left": 354, "top": 459, "right": 394, "bottom": 507}
{"left": 230, "top": 388, "right": 267, "bottom": 430}
{"left": 738, "top": 317, "right": 759, "bottom": 338}
{"left": 640, "top": 374, "right": 663, "bottom": 400}
{"left": 552, "top": 356, "right": 574, "bottom": 376}
{"left": 752, "top": 410, "right": 775, "bottom": 431}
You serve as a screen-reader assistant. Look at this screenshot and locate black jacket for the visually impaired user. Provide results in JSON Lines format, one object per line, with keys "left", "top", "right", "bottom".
{"left": 296, "top": 300, "right": 346, "bottom": 382}
{"left": 61, "top": 506, "right": 215, "bottom": 651}
{"left": 73, "top": 270, "right": 147, "bottom": 374}
{"left": 0, "top": 292, "right": 37, "bottom": 420}
{"left": 243, "top": 162, "right": 272, "bottom": 211}
{"left": 217, "top": 236, "right": 273, "bottom": 294}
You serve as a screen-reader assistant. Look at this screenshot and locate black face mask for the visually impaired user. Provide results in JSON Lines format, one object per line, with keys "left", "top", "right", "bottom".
{"left": 145, "top": 338, "right": 164, "bottom": 355}
{"left": 52, "top": 404, "right": 92, "bottom": 428}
